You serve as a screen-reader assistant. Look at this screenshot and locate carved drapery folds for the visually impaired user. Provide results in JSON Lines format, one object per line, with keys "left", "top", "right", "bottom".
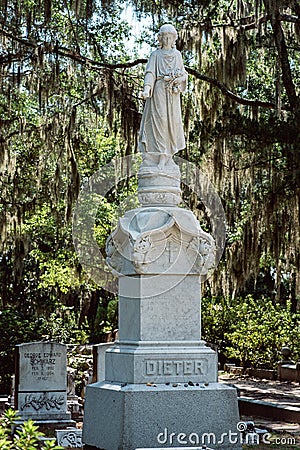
{"left": 106, "top": 207, "right": 215, "bottom": 276}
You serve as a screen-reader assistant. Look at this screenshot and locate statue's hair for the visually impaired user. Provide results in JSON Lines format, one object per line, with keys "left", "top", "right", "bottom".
{"left": 157, "top": 24, "right": 178, "bottom": 48}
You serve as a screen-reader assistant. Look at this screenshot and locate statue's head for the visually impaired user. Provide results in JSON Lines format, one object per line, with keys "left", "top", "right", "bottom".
{"left": 157, "top": 24, "right": 178, "bottom": 48}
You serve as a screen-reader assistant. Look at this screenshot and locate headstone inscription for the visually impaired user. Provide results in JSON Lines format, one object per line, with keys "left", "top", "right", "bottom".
{"left": 15, "top": 342, "right": 72, "bottom": 423}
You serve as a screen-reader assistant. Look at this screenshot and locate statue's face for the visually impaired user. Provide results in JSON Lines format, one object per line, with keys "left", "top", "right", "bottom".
{"left": 160, "top": 32, "right": 176, "bottom": 49}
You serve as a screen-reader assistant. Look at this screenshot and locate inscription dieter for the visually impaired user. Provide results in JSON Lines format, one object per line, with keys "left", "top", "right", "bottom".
{"left": 145, "top": 359, "right": 208, "bottom": 377}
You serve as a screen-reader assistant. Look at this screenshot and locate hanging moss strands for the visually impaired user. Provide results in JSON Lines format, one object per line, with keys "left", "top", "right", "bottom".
{"left": 0, "top": 0, "right": 300, "bottom": 313}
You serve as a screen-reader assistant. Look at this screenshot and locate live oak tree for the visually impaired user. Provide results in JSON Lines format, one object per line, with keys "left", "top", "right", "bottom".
{"left": 0, "top": 0, "right": 300, "bottom": 352}
{"left": 0, "top": 1, "right": 135, "bottom": 379}
{"left": 141, "top": 0, "right": 300, "bottom": 306}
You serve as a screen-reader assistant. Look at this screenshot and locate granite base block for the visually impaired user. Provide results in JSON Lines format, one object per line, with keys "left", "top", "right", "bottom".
{"left": 83, "top": 382, "right": 242, "bottom": 450}
{"left": 17, "top": 391, "right": 70, "bottom": 421}
{"left": 105, "top": 343, "right": 218, "bottom": 384}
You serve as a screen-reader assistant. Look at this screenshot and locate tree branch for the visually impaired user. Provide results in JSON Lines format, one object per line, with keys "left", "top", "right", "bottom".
{"left": 0, "top": 27, "right": 291, "bottom": 111}
{"left": 0, "top": 51, "right": 33, "bottom": 65}
{"left": 57, "top": 46, "right": 147, "bottom": 69}
{"left": 185, "top": 67, "right": 290, "bottom": 111}
{"left": 279, "top": 13, "right": 300, "bottom": 24}
{"left": 263, "top": 1, "right": 299, "bottom": 111}
{"left": 0, "top": 28, "right": 148, "bottom": 69}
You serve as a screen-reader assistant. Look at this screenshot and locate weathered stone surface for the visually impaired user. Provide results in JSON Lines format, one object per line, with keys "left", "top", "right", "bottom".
{"left": 83, "top": 382, "right": 241, "bottom": 450}
{"left": 56, "top": 428, "right": 82, "bottom": 448}
{"left": 103, "top": 273, "right": 218, "bottom": 384}
{"left": 15, "top": 342, "right": 71, "bottom": 421}
{"left": 18, "top": 392, "right": 67, "bottom": 419}
{"left": 118, "top": 275, "right": 202, "bottom": 341}
{"left": 105, "top": 342, "right": 217, "bottom": 384}
{"left": 138, "top": 163, "right": 182, "bottom": 207}
{"left": 93, "top": 342, "right": 114, "bottom": 382}
{"left": 106, "top": 207, "right": 215, "bottom": 277}
{"left": 17, "top": 342, "right": 66, "bottom": 392}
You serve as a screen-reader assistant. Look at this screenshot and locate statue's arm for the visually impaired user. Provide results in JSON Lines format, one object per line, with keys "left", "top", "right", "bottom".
{"left": 175, "top": 51, "right": 188, "bottom": 92}
{"left": 142, "top": 53, "right": 156, "bottom": 99}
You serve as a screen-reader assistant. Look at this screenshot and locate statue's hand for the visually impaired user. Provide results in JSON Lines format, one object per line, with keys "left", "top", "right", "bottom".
{"left": 175, "top": 74, "right": 187, "bottom": 84}
{"left": 141, "top": 85, "right": 151, "bottom": 99}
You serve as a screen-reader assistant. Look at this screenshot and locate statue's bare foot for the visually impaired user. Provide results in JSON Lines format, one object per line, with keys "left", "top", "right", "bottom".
{"left": 158, "top": 154, "right": 172, "bottom": 171}
{"left": 158, "top": 154, "right": 166, "bottom": 171}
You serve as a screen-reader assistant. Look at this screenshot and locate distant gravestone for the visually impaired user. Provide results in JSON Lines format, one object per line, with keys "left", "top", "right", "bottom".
{"left": 92, "top": 342, "right": 114, "bottom": 382}
{"left": 15, "top": 342, "right": 72, "bottom": 423}
{"left": 56, "top": 428, "right": 82, "bottom": 448}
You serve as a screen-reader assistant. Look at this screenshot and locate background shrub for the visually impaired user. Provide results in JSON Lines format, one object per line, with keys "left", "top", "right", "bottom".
{"left": 202, "top": 295, "right": 300, "bottom": 369}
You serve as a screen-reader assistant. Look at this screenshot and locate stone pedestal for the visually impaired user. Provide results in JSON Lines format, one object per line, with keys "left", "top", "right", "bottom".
{"left": 84, "top": 382, "right": 241, "bottom": 450}
{"left": 83, "top": 204, "right": 241, "bottom": 449}
{"left": 105, "top": 275, "right": 217, "bottom": 385}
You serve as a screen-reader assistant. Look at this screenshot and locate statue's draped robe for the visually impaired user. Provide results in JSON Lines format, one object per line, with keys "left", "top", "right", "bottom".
{"left": 139, "top": 48, "right": 187, "bottom": 156}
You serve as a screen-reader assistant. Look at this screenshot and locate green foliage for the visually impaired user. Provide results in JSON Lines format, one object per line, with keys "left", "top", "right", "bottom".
{"left": 91, "top": 294, "right": 118, "bottom": 340}
{"left": 1, "top": 0, "right": 300, "bottom": 399}
{"left": 42, "top": 306, "right": 90, "bottom": 344}
{"left": 67, "top": 347, "right": 93, "bottom": 396}
{"left": 94, "top": 198, "right": 117, "bottom": 249}
{"left": 0, "top": 409, "right": 63, "bottom": 449}
{"left": 0, "top": 308, "right": 45, "bottom": 393}
{"left": 202, "top": 295, "right": 300, "bottom": 369}
{"left": 0, "top": 305, "right": 89, "bottom": 393}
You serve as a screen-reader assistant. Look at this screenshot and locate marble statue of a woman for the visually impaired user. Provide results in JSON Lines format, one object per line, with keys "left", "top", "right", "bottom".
{"left": 139, "top": 24, "right": 187, "bottom": 171}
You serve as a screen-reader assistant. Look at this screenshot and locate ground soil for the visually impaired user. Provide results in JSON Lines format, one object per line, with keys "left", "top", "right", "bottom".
{"left": 219, "top": 372, "right": 300, "bottom": 449}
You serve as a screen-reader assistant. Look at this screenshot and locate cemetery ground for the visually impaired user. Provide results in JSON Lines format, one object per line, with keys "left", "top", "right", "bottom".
{"left": 1, "top": 365, "right": 300, "bottom": 449}
{"left": 221, "top": 372, "right": 300, "bottom": 449}
{"left": 1, "top": 343, "right": 299, "bottom": 449}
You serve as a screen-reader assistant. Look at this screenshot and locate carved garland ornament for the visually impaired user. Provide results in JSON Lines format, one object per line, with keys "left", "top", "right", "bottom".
{"left": 21, "top": 393, "right": 64, "bottom": 411}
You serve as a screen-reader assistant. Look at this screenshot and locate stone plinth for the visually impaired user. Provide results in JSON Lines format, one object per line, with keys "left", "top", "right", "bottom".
{"left": 105, "top": 274, "right": 217, "bottom": 384}
{"left": 83, "top": 261, "right": 241, "bottom": 449}
{"left": 105, "top": 341, "right": 217, "bottom": 384}
{"left": 138, "top": 161, "right": 182, "bottom": 207}
{"left": 118, "top": 275, "right": 202, "bottom": 341}
{"left": 83, "top": 382, "right": 241, "bottom": 450}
